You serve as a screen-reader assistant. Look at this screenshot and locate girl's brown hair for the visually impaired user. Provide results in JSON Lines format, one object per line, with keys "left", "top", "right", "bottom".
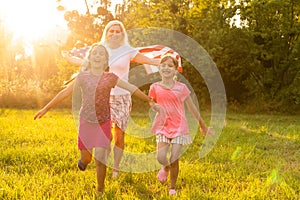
{"left": 64, "top": 44, "right": 109, "bottom": 86}
{"left": 160, "top": 54, "right": 179, "bottom": 80}
{"left": 82, "top": 43, "right": 109, "bottom": 71}
{"left": 160, "top": 54, "right": 178, "bottom": 68}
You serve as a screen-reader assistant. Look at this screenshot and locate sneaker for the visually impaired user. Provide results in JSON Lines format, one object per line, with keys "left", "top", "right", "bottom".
{"left": 78, "top": 160, "right": 87, "bottom": 171}
{"left": 112, "top": 171, "right": 119, "bottom": 179}
{"left": 157, "top": 167, "right": 169, "bottom": 183}
{"left": 169, "top": 189, "right": 176, "bottom": 195}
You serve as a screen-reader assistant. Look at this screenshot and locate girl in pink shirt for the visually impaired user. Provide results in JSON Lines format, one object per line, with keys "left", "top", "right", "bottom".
{"left": 148, "top": 54, "right": 214, "bottom": 195}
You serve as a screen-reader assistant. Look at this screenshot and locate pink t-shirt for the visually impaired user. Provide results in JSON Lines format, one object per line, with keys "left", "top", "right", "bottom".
{"left": 77, "top": 71, "right": 118, "bottom": 123}
{"left": 149, "top": 81, "right": 191, "bottom": 138}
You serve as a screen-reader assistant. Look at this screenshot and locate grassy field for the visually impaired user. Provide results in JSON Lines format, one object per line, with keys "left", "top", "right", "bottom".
{"left": 0, "top": 108, "right": 299, "bottom": 199}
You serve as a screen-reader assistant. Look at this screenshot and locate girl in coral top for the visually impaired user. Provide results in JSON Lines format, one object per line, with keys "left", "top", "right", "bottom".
{"left": 148, "top": 54, "right": 214, "bottom": 195}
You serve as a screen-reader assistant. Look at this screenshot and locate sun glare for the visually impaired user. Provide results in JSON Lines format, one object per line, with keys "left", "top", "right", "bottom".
{"left": 0, "top": 0, "right": 124, "bottom": 44}
{"left": 1, "top": 0, "right": 66, "bottom": 41}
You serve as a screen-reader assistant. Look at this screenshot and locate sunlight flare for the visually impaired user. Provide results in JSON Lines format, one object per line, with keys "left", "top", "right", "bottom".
{"left": 1, "top": 0, "right": 66, "bottom": 41}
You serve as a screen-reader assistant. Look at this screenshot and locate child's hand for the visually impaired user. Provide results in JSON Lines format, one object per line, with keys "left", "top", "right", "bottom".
{"left": 151, "top": 103, "right": 161, "bottom": 113}
{"left": 206, "top": 127, "right": 215, "bottom": 136}
{"left": 61, "top": 50, "right": 71, "bottom": 58}
{"left": 34, "top": 108, "right": 48, "bottom": 120}
{"left": 200, "top": 126, "right": 215, "bottom": 136}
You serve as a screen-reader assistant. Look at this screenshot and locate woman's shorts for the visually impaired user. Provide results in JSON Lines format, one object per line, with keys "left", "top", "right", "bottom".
{"left": 110, "top": 94, "right": 132, "bottom": 131}
{"left": 156, "top": 134, "right": 192, "bottom": 145}
{"left": 78, "top": 119, "right": 112, "bottom": 150}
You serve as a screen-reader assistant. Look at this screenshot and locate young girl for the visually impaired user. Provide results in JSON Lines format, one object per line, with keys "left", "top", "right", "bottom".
{"left": 62, "top": 20, "right": 160, "bottom": 178}
{"left": 34, "top": 43, "right": 157, "bottom": 194}
{"left": 148, "top": 54, "right": 214, "bottom": 195}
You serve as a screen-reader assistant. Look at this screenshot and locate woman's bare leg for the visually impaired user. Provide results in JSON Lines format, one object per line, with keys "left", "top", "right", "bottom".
{"left": 113, "top": 125, "right": 125, "bottom": 173}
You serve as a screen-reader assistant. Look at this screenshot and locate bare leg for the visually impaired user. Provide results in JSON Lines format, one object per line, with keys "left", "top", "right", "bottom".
{"left": 113, "top": 125, "right": 125, "bottom": 172}
{"left": 80, "top": 149, "right": 92, "bottom": 165}
{"left": 169, "top": 144, "right": 182, "bottom": 189}
{"left": 94, "top": 147, "right": 108, "bottom": 193}
{"left": 157, "top": 142, "right": 170, "bottom": 171}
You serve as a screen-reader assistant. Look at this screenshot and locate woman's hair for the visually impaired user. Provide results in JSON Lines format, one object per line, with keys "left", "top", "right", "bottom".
{"left": 100, "top": 20, "right": 129, "bottom": 46}
{"left": 64, "top": 44, "right": 109, "bottom": 86}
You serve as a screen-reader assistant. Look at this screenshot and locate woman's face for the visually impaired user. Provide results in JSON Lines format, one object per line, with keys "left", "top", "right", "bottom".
{"left": 106, "top": 24, "right": 123, "bottom": 45}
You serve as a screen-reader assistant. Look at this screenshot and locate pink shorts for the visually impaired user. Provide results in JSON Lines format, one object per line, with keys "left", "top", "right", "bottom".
{"left": 78, "top": 119, "right": 112, "bottom": 150}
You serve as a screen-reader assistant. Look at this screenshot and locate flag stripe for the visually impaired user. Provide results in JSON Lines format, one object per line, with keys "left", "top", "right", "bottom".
{"left": 67, "top": 45, "right": 182, "bottom": 73}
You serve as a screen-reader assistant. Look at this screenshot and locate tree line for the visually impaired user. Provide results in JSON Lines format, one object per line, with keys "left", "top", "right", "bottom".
{"left": 0, "top": 0, "right": 299, "bottom": 113}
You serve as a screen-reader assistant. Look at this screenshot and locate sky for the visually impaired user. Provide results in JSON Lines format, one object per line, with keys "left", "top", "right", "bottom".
{"left": 0, "top": 0, "right": 122, "bottom": 44}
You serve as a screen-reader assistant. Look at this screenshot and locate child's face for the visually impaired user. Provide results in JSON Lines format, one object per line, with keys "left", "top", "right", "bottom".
{"left": 106, "top": 25, "right": 124, "bottom": 45}
{"left": 158, "top": 58, "right": 177, "bottom": 79}
{"left": 90, "top": 46, "right": 108, "bottom": 70}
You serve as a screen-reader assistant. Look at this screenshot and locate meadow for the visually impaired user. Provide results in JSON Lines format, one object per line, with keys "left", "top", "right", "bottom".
{"left": 0, "top": 108, "right": 299, "bottom": 199}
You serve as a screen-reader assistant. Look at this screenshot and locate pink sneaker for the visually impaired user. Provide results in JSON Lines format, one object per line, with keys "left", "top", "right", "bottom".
{"left": 112, "top": 171, "right": 119, "bottom": 179}
{"left": 157, "top": 168, "right": 169, "bottom": 183}
{"left": 169, "top": 189, "right": 176, "bottom": 195}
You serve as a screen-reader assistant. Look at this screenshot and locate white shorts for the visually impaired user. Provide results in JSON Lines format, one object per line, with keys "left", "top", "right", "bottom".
{"left": 156, "top": 134, "right": 192, "bottom": 145}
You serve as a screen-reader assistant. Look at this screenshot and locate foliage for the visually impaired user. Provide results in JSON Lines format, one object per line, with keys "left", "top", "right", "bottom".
{"left": 123, "top": 0, "right": 300, "bottom": 109}
{"left": 237, "top": 0, "right": 300, "bottom": 104}
{"left": 58, "top": 0, "right": 115, "bottom": 49}
{"left": 0, "top": 0, "right": 299, "bottom": 113}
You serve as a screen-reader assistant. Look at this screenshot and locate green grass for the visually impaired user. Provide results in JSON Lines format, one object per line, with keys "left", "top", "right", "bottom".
{"left": 0, "top": 109, "right": 299, "bottom": 199}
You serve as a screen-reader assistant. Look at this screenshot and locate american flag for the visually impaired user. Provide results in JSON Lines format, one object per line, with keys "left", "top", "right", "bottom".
{"left": 136, "top": 45, "right": 182, "bottom": 74}
{"left": 68, "top": 46, "right": 90, "bottom": 59}
{"left": 67, "top": 45, "right": 182, "bottom": 74}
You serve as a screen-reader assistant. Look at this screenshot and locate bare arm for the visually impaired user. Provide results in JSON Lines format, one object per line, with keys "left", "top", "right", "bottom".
{"left": 185, "top": 95, "right": 212, "bottom": 135}
{"left": 116, "top": 78, "right": 157, "bottom": 108}
{"left": 62, "top": 50, "right": 84, "bottom": 66}
{"left": 132, "top": 53, "right": 160, "bottom": 65}
{"left": 34, "top": 81, "right": 75, "bottom": 119}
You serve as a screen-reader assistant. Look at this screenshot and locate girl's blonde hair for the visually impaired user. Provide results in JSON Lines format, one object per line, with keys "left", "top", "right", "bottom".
{"left": 100, "top": 20, "right": 129, "bottom": 46}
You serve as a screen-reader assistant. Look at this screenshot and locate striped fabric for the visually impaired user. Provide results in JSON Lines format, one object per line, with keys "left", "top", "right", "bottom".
{"left": 156, "top": 134, "right": 192, "bottom": 145}
{"left": 67, "top": 45, "right": 182, "bottom": 74}
{"left": 136, "top": 45, "right": 182, "bottom": 74}
{"left": 69, "top": 46, "right": 90, "bottom": 59}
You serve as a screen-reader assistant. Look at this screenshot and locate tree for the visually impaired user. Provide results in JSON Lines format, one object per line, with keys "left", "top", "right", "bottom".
{"left": 237, "top": 0, "right": 300, "bottom": 104}
{"left": 57, "top": 0, "right": 114, "bottom": 48}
